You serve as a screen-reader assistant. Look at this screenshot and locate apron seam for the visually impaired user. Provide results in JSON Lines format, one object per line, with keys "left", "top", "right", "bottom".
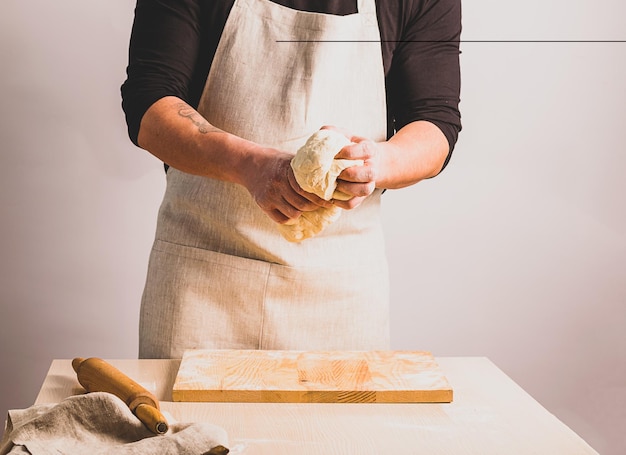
{"left": 152, "top": 239, "right": 272, "bottom": 273}
{"left": 257, "top": 266, "right": 272, "bottom": 350}
{"left": 154, "top": 238, "right": 385, "bottom": 273}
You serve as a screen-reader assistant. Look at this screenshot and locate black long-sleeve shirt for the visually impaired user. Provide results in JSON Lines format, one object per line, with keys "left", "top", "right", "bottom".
{"left": 121, "top": 0, "right": 462, "bottom": 168}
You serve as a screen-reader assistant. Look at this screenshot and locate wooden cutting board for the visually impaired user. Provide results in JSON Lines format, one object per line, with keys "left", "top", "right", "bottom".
{"left": 172, "top": 350, "right": 453, "bottom": 403}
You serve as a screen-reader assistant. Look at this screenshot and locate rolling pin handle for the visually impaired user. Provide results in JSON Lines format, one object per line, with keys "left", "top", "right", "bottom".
{"left": 72, "top": 357, "right": 169, "bottom": 435}
{"left": 71, "top": 357, "right": 85, "bottom": 374}
{"left": 203, "top": 446, "right": 230, "bottom": 455}
{"left": 135, "top": 403, "right": 169, "bottom": 435}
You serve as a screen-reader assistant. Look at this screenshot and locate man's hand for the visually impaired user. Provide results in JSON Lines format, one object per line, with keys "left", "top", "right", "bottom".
{"left": 333, "top": 135, "right": 385, "bottom": 209}
{"left": 321, "top": 120, "right": 450, "bottom": 208}
{"left": 319, "top": 126, "right": 385, "bottom": 210}
{"left": 243, "top": 149, "right": 333, "bottom": 224}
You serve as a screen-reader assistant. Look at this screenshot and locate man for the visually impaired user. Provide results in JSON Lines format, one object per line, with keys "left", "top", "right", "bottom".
{"left": 121, "top": 0, "right": 462, "bottom": 358}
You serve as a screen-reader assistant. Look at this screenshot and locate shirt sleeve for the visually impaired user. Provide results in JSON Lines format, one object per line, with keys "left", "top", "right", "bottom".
{"left": 120, "top": 0, "right": 205, "bottom": 146}
{"left": 387, "top": 0, "right": 462, "bottom": 169}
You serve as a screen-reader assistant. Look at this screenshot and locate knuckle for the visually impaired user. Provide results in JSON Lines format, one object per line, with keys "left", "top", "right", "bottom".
{"left": 344, "top": 198, "right": 360, "bottom": 210}
{"left": 356, "top": 183, "right": 374, "bottom": 197}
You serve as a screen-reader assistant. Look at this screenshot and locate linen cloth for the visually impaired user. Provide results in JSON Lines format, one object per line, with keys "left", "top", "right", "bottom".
{"left": 0, "top": 392, "right": 228, "bottom": 455}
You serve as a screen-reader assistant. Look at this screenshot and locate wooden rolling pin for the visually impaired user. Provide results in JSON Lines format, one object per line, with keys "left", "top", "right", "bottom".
{"left": 72, "top": 357, "right": 169, "bottom": 435}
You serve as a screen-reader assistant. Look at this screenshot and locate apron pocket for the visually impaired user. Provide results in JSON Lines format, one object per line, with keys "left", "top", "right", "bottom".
{"left": 259, "top": 259, "right": 390, "bottom": 350}
{"left": 139, "top": 240, "right": 272, "bottom": 358}
{"left": 139, "top": 240, "right": 390, "bottom": 357}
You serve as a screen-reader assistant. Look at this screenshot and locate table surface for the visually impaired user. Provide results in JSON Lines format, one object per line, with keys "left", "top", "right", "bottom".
{"left": 35, "top": 357, "right": 598, "bottom": 455}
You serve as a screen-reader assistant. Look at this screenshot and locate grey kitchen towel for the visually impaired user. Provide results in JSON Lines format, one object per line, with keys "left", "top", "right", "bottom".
{"left": 0, "top": 392, "right": 228, "bottom": 455}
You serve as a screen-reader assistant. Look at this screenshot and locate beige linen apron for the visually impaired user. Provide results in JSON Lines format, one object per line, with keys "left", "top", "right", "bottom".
{"left": 139, "top": 0, "right": 390, "bottom": 358}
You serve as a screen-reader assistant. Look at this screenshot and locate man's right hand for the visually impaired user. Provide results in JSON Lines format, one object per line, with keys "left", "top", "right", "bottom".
{"left": 242, "top": 149, "right": 333, "bottom": 225}
{"left": 137, "top": 97, "right": 332, "bottom": 225}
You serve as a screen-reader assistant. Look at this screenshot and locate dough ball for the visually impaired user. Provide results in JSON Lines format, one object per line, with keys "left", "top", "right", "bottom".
{"left": 290, "top": 129, "right": 362, "bottom": 201}
{"left": 276, "top": 205, "right": 343, "bottom": 243}
{"left": 278, "top": 129, "right": 363, "bottom": 242}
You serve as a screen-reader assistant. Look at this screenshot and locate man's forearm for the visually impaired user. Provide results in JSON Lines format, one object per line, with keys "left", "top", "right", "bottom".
{"left": 138, "top": 98, "right": 449, "bottom": 196}
{"left": 136, "top": 96, "right": 333, "bottom": 223}
{"left": 137, "top": 96, "right": 265, "bottom": 187}
{"left": 377, "top": 120, "right": 450, "bottom": 189}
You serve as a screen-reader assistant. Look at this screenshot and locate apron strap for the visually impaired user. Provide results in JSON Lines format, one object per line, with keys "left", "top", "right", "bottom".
{"left": 357, "top": 0, "right": 377, "bottom": 15}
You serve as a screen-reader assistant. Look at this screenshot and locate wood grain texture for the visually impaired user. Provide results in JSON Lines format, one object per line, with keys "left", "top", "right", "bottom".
{"left": 171, "top": 350, "right": 453, "bottom": 403}
{"left": 33, "top": 358, "right": 600, "bottom": 454}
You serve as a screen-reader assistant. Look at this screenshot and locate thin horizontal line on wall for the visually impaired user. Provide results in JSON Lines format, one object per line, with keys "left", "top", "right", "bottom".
{"left": 275, "top": 40, "right": 626, "bottom": 43}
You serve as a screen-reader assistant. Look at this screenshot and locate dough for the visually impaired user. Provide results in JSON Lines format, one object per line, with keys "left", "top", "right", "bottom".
{"left": 277, "top": 129, "right": 363, "bottom": 242}
{"left": 290, "top": 129, "right": 358, "bottom": 201}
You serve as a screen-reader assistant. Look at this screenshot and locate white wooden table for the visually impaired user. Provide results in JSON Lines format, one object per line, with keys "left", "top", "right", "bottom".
{"left": 34, "top": 357, "right": 598, "bottom": 454}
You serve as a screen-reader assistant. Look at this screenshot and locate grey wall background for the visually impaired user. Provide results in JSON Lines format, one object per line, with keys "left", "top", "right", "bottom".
{"left": 1, "top": 1, "right": 624, "bottom": 453}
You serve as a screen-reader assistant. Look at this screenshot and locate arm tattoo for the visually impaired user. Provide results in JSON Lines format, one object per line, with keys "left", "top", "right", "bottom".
{"left": 176, "top": 103, "right": 218, "bottom": 134}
